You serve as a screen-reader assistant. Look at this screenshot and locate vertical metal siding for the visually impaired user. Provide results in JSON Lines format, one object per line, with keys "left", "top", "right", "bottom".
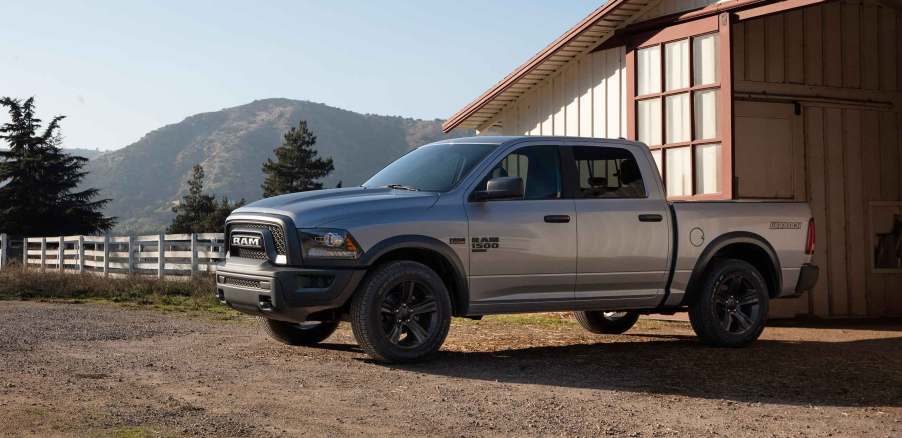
{"left": 498, "top": 46, "right": 627, "bottom": 139}
{"left": 733, "top": 2, "right": 902, "bottom": 318}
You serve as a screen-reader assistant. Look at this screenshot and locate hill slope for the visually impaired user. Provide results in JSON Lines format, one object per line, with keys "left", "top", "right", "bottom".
{"left": 83, "top": 98, "right": 471, "bottom": 233}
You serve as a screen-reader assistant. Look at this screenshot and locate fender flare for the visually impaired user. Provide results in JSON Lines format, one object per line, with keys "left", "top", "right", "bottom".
{"left": 685, "top": 231, "right": 782, "bottom": 302}
{"left": 360, "top": 235, "right": 470, "bottom": 315}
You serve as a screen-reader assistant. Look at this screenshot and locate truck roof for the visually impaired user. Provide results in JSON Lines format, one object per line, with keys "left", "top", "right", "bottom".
{"left": 430, "top": 135, "right": 642, "bottom": 147}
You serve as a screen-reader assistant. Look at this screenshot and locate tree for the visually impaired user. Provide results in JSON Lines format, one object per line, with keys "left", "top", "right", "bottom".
{"left": 261, "top": 120, "right": 334, "bottom": 197}
{"left": 167, "top": 164, "right": 244, "bottom": 233}
{"left": 0, "top": 97, "right": 115, "bottom": 236}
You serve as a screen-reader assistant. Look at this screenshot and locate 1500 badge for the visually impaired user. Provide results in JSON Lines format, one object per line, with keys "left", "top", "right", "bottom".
{"left": 472, "top": 237, "right": 500, "bottom": 252}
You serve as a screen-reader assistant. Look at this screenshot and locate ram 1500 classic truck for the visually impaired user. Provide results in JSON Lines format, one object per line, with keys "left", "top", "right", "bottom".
{"left": 216, "top": 136, "right": 819, "bottom": 363}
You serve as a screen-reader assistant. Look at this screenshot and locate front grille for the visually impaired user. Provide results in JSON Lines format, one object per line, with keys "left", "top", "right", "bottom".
{"left": 228, "top": 222, "right": 288, "bottom": 257}
{"left": 222, "top": 276, "right": 268, "bottom": 290}
{"left": 234, "top": 248, "right": 267, "bottom": 260}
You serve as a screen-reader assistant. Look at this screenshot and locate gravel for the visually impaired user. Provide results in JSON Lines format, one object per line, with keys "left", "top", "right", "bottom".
{"left": 0, "top": 301, "right": 900, "bottom": 437}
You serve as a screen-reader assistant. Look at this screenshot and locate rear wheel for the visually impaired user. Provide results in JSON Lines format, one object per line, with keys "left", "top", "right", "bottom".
{"left": 574, "top": 311, "right": 640, "bottom": 334}
{"left": 350, "top": 261, "right": 452, "bottom": 363}
{"left": 689, "top": 258, "right": 769, "bottom": 347}
{"left": 262, "top": 319, "right": 339, "bottom": 346}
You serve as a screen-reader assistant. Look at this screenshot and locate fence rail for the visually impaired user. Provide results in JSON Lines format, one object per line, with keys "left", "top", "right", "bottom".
{"left": 0, "top": 232, "right": 225, "bottom": 278}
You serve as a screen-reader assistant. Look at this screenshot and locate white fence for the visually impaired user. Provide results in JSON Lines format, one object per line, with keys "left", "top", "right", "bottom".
{"left": 0, "top": 232, "right": 225, "bottom": 278}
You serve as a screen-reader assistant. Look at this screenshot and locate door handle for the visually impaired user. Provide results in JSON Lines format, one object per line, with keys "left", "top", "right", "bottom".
{"left": 544, "top": 215, "right": 571, "bottom": 223}
{"left": 638, "top": 214, "right": 663, "bottom": 222}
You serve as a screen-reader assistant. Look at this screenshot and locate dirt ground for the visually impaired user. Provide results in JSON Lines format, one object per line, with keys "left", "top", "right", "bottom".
{"left": 0, "top": 301, "right": 900, "bottom": 437}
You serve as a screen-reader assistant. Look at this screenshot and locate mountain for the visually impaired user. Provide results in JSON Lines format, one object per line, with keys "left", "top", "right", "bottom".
{"left": 66, "top": 148, "right": 106, "bottom": 160}
{"left": 82, "top": 98, "right": 472, "bottom": 233}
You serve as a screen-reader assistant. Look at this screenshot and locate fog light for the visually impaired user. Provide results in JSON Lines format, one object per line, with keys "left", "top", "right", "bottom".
{"left": 298, "top": 274, "right": 334, "bottom": 289}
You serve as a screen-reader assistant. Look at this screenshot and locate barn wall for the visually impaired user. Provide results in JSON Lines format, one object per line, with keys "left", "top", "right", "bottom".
{"left": 732, "top": 1, "right": 901, "bottom": 94}
{"left": 732, "top": 1, "right": 902, "bottom": 318}
{"left": 486, "top": 0, "right": 902, "bottom": 318}
{"left": 496, "top": 46, "right": 627, "bottom": 139}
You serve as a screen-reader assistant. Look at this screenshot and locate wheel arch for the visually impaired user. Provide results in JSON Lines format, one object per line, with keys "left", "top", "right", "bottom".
{"left": 361, "top": 235, "right": 469, "bottom": 316}
{"left": 684, "top": 232, "right": 782, "bottom": 304}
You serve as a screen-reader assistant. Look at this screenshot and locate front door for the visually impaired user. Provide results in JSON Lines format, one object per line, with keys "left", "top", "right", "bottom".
{"left": 466, "top": 145, "right": 577, "bottom": 308}
{"left": 567, "top": 145, "right": 671, "bottom": 308}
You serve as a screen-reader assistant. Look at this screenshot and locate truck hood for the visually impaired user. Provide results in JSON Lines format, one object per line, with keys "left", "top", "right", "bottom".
{"left": 232, "top": 187, "right": 439, "bottom": 227}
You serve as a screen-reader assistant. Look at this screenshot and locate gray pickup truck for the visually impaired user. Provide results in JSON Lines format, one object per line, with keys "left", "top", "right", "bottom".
{"left": 216, "top": 136, "right": 818, "bottom": 363}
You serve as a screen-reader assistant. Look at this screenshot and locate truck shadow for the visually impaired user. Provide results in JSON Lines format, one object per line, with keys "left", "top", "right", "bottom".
{"left": 393, "top": 335, "right": 902, "bottom": 408}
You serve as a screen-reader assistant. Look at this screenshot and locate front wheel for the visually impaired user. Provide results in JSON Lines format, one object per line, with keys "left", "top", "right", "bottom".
{"left": 262, "top": 319, "right": 339, "bottom": 346}
{"left": 574, "top": 311, "right": 640, "bottom": 334}
{"left": 350, "top": 261, "right": 452, "bottom": 363}
{"left": 689, "top": 258, "right": 769, "bottom": 347}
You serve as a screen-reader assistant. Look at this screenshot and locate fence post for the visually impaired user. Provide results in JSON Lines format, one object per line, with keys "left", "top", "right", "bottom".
{"left": 103, "top": 234, "right": 110, "bottom": 277}
{"left": 158, "top": 233, "right": 165, "bottom": 279}
{"left": 58, "top": 236, "right": 65, "bottom": 272}
{"left": 40, "top": 237, "right": 46, "bottom": 272}
{"left": 190, "top": 233, "right": 199, "bottom": 276}
{"left": 0, "top": 233, "right": 7, "bottom": 270}
{"left": 128, "top": 235, "right": 135, "bottom": 275}
{"left": 77, "top": 236, "right": 85, "bottom": 273}
{"left": 23, "top": 238, "right": 29, "bottom": 270}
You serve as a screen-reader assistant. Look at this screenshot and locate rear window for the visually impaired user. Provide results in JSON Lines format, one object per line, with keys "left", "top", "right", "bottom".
{"left": 570, "top": 146, "right": 646, "bottom": 198}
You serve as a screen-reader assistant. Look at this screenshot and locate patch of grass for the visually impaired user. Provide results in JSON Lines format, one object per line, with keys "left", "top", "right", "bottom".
{"left": 0, "top": 265, "right": 239, "bottom": 318}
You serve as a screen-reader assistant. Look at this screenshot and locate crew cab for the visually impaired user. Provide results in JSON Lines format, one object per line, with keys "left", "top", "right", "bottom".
{"left": 216, "top": 136, "right": 818, "bottom": 363}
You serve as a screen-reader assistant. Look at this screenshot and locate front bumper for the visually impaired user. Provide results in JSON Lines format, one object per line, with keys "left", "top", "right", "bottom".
{"left": 215, "top": 258, "right": 366, "bottom": 323}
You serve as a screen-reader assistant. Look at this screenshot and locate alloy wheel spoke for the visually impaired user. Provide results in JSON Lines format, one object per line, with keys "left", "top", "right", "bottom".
{"left": 406, "top": 319, "right": 429, "bottom": 342}
{"left": 410, "top": 300, "right": 437, "bottom": 316}
{"left": 720, "top": 309, "right": 732, "bottom": 331}
{"left": 400, "top": 281, "right": 415, "bottom": 304}
{"left": 380, "top": 303, "right": 396, "bottom": 315}
{"left": 388, "top": 323, "right": 403, "bottom": 344}
{"left": 732, "top": 309, "right": 754, "bottom": 331}
{"left": 739, "top": 291, "right": 759, "bottom": 306}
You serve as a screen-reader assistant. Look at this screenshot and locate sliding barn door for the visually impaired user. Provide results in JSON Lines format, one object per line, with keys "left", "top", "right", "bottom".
{"left": 733, "top": 100, "right": 805, "bottom": 200}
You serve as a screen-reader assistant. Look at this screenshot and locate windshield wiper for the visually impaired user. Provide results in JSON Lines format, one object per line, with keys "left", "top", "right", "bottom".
{"left": 385, "top": 184, "right": 419, "bottom": 191}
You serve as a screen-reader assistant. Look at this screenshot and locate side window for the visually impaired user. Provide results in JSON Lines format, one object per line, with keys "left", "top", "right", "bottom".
{"left": 477, "top": 146, "right": 561, "bottom": 200}
{"left": 571, "top": 146, "right": 647, "bottom": 198}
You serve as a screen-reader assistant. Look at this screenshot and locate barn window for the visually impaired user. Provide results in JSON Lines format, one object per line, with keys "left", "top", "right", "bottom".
{"left": 634, "top": 30, "right": 724, "bottom": 198}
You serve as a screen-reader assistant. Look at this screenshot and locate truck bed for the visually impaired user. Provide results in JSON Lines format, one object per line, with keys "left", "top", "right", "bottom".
{"left": 666, "top": 200, "right": 812, "bottom": 306}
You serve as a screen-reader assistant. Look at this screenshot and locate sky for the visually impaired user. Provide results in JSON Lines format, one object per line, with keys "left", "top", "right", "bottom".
{"left": 0, "top": 0, "right": 602, "bottom": 150}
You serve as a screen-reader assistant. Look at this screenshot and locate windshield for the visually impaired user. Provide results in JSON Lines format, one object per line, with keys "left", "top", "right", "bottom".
{"left": 363, "top": 143, "right": 497, "bottom": 192}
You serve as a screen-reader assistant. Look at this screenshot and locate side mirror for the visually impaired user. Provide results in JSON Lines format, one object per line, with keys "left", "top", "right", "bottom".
{"left": 473, "top": 176, "right": 524, "bottom": 201}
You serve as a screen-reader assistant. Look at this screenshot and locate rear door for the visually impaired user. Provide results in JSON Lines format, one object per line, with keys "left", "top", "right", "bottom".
{"left": 565, "top": 144, "right": 671, "bottom": 308}
{"left": 465, "top": 144, "right": 577, "bottom": 307}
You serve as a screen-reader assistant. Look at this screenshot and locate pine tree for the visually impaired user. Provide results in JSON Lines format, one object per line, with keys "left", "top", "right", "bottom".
{"left": 261, "top": 120, "right": 334, "bottom": 197}
{"left": 0, "top": 97, "right": 115, "bottom": 236}
{"left": 167, "top": 164, "right": 244, "bottom": 233}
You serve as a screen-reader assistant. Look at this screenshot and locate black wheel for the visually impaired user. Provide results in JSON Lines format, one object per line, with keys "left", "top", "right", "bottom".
{"left": 574, "top": 311, "right": 640, "bottom": 334}
{"left": 689, "top": 258, "right": 769, "bottom": 347}
{"left": 262, "top": 318, "right": 339, "bottom": 346}
{"left": 350, "top": 261, "right": 452, "bottom": 363}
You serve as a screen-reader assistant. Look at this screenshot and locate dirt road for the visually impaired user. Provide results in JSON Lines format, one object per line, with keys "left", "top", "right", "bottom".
{"left": 1, "top": 301, "right": 900, "bottom": 437}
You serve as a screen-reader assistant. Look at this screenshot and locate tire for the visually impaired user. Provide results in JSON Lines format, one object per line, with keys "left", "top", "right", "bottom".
{"left": 350, "top": 261, "right": 452, "bottom": 363}
{"left": 574, "top": 311, "right": 640, "bottom": 334}
{"left": 689, "top": 258, "right": 769, "bottom": 347}
{"left": 262, "top": 318, "right": 339, "bottom": 346}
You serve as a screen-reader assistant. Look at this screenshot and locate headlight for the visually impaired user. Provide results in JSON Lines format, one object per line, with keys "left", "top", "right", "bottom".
{"left": 299, "top": 228, "right": 362, "bottom": 260}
